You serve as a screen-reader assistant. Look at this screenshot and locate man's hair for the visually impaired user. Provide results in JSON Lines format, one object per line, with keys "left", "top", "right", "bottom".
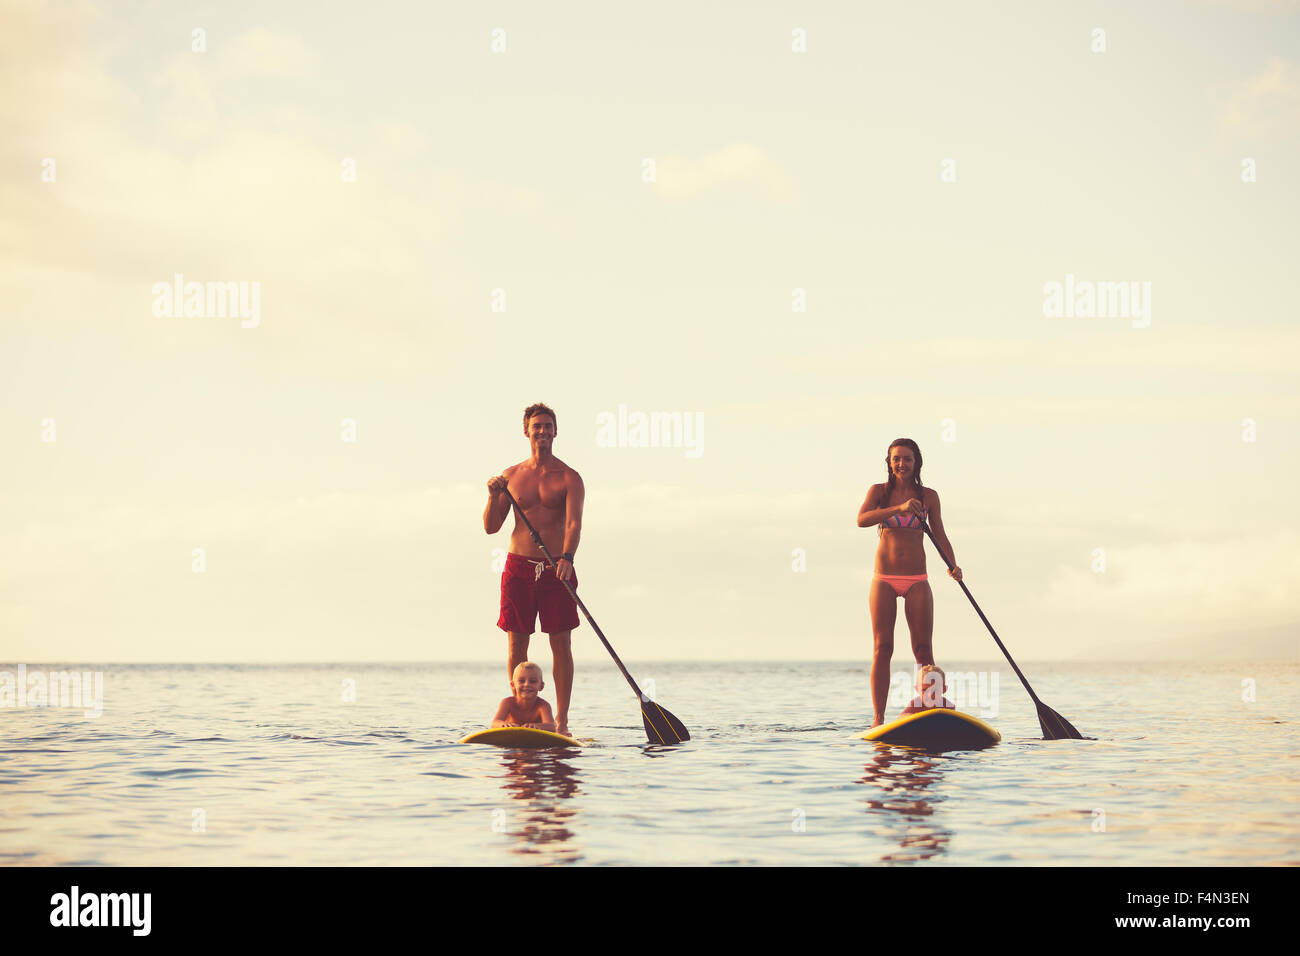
{"left": 523, "top": 403, "right": 557, "bottom": 429}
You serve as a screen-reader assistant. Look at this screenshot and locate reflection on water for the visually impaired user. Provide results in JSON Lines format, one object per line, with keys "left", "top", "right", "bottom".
{"left": 639, "top": 743, "right": 688, "bottom": 759}
{"left": 493, "top": 751, "right": 583, "bottom": 864}
{"left": 4, "top": 661, "right": 1295, "bottom": 865}
{"left": 858, "top": 747, "right": 953, "bottom": 864}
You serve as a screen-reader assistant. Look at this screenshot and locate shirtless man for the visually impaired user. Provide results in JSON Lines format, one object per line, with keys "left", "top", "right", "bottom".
{"left": 483, "top": 403, "right": 584, "bottom": 738}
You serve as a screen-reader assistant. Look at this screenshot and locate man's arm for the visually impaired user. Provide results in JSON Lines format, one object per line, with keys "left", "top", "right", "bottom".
{"left": 483, "top": 469, "right": 515, "bottom": 534}
{"left": 555, "top": 470, "right": 584, "bottom": 581}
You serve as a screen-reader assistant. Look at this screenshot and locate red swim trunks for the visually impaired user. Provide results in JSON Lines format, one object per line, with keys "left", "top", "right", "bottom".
{"left": 497, "top": 552, "right": 580, "bottom": 635}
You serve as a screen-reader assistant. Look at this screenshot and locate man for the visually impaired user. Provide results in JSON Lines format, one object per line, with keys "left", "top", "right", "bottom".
{"left": 484, "top": 403, "right": 584, "bottom": 737}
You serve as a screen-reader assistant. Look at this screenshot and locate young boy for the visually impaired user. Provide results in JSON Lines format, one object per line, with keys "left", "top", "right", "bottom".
{"left": 900, "top": 664, "right": 956, "bottom": 714}
{"left": 491, "top": 661, "right": 558, "bottom": 732}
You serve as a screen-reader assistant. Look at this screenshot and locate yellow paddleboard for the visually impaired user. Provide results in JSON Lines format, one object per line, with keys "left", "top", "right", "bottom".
{"left": 863, "top": 709, "right": 1001, "bottom": 750}
{"left": 460, "top": 727, "right": 582, "bottom": 749}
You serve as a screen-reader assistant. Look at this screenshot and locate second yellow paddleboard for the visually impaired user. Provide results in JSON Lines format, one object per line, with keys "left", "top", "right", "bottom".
{"left": 863, "top": 709, "right": 1001, "bottom": 750}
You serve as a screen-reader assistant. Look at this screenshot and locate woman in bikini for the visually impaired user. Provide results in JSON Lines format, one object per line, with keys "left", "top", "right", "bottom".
{"left": 856, "top": 438, "right": 961, "bottom": 727}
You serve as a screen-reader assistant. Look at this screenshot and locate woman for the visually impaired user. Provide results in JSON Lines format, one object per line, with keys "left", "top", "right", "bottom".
{"left": 857, "top": 438, "right": 961, "bottom": 727}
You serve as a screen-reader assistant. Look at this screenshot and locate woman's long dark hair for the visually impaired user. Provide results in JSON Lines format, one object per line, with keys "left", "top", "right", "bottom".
{"left": 882, "top": 437, "right": 924, "bottom": 502}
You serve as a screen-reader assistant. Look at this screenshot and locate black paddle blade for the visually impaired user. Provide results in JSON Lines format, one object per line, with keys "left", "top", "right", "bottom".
{"left": 1037, "top": 701, "right": 1084, "bottom": 740}
{"left": 641, "top": 701, "right": 690, "bottom": 744}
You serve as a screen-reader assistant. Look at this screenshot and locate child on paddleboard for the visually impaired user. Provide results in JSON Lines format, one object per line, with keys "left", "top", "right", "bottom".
{"left": 491, "top": 661, "right": 557, "bottom": 732}
{"left": 900, "top": 664, "right": 956, "bottom": 714}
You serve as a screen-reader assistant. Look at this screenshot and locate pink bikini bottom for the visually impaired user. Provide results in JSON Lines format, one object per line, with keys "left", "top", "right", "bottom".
{"left": 874, "top": 573, "right": 928, "bottom": 597}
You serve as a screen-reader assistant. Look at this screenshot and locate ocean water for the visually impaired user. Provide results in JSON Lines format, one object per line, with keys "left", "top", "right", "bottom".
{"left": 1, "top": 660, "right": 1295, "bottom": 866}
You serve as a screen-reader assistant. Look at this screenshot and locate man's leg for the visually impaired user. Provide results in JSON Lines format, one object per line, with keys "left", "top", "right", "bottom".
{"left": 548, "top": 631, "right": 573, "bottom": 735}
{"left": 508, "top": 632, "right": 531, "bottom": 685}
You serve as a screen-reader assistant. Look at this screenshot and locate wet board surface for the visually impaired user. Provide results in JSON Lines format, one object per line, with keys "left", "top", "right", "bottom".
{"left": 460, "top": 727, "right": 582, "bottom": 748}
{"left": 862, "top": 709, "right": 1001, "bottom": 750}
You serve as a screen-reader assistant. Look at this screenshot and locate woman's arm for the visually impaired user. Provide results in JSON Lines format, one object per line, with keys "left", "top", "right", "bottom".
{"left": 858, "top": 484, "right": 905, "bottom": 527}
{"left": 926, "top": 491, "right": 962, "bottom": 580}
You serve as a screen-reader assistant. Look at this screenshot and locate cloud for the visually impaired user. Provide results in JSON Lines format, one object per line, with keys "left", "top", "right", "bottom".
{"left": 225, "top": 28, "right": 319, "bottom": 79}
{"left": 2, "top": 483, "right": 484, "bottom": 554}
{"left": 0, "top": 8, "right": 536, "bottom": 380}
{"left": 652, "top": 143, "right": 797, "bottom": 202}
{"left": 792, "top": 326, "right": 1300, "bottom": 376}
{"left": 1218, "top": 56, "right": 1300, "bottom": 134}
{"left": 766, "top": 325, "right": 1300, "bottom": 426}
{"left": 1194, "top": 0, "right": 1300, "bottom": 12}
{"left": 0, "top": 0, "right": 116, "bottom": 157}
{"left": 148, "top": 28, "right": 322, "bottom": 142}
{"left": 1041, "top": 528, "right": 1300, "bottom": 634}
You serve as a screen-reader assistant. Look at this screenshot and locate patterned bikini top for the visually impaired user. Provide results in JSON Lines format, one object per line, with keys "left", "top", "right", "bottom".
{"left": 880, "top": 489, "right": 927, "bottom": 532}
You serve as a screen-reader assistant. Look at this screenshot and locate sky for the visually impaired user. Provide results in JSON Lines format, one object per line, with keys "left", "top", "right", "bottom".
{"left": 2, "top": 0, "right": 1298, "bottom": 663}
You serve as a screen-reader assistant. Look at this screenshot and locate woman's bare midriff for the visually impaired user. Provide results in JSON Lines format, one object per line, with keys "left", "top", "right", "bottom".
{"left": 875, "top": 527, "right": 927, "bottom": 576}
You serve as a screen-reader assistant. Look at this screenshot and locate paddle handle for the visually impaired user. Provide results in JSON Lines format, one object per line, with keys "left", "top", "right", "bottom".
{"left": 501, "top": 486, "right": 651, "bottom": 703}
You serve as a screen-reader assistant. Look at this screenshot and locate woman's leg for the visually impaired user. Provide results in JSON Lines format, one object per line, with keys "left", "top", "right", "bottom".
{"left": 868, "top": 577, "right": 897, "bottom": 726}
{"left": 903, "top": 580, "right": 935, "bottom": 668}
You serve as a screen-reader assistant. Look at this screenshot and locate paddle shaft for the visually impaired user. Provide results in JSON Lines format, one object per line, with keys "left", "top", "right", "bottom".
{"left": 501, "top": 487, "right": 651, "bottom": 703}
{"left": 921, "top": 521, "right": 1045, "bottom": 707}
